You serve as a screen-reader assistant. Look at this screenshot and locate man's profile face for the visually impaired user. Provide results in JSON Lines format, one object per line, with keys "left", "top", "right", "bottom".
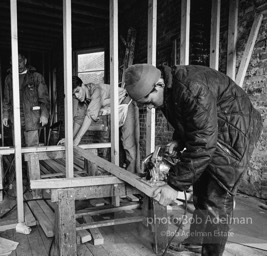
{"left": 136, "top": 78, "right": 165, "bottom": 109}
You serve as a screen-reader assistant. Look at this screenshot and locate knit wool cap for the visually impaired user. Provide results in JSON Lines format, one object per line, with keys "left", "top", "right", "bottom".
{"left": 125, "top": 64, "right": 161, "bottom": 101}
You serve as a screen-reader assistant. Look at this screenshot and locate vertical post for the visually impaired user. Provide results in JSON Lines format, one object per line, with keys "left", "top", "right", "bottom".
{"left": 10, "top": 0, "right": 24, "bottom": 222}
{"left": 210, "top": 0, "right": 221, "bottom": 70}
{"left": 109, "top": 0, "right": 120, "bottom": 166}
{"left": 180, "top": 0, "right": 190, "bottom": 65}
{"left": 0, "top": 155, "right": 3, "bottom": 201}
{"left": 63, "top": 0, "right": 74, "bottom": 177}
{"left": 55, "top": 189, "right": 76, "bottom": 256}
{"left": 235, "top": 14, "right": 263, "bottom": 87}
{"left": 146, "top": 0, "right": 157, "bottom": 155}
{"left": 0, "top": 58, "right": 3, "bottom": 146}
{"left": 227, "top": 0, "right": 238, "bottom": 80}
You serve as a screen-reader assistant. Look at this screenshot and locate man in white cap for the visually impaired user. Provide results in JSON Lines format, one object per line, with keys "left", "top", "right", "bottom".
{"left": 125, "top": 64, "right": 262, "bottom": 255}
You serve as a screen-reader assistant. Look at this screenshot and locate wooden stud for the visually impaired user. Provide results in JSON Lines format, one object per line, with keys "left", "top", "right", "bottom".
{"left": 180, "top": 0, "right": 190, "bottom": 65}
{"left": 10, "top": 0, "right": 24, "bottom": 223}
{"left": 109, "top": 0, "right": 120, "bottom": 166}
{"left": 146, "top": 0, "right": 157, "bottom": 155}
{"left": 227, "top": 0, "right": 239, "bottom": 80}
{"left": 63, "top": 0, "right": 74, "bottom": 178}
{"left": 27, "top": 153, "right": 42, "bottom": 198}
{"left": 210, "top": 0, "right": 221, "bottom": 70}
{"left": 0, "top": 155, "right": 3, "bottom": 201}
{"left": 236, "top": 14, "right": 263, "bottom": 87}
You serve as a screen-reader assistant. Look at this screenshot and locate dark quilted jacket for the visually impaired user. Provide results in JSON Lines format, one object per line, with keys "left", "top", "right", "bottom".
{"left": 3, "top": 66, "right": 50, "bottom": 131}
{"left": 161, "top": 65, "right": 262, "bottom": 194}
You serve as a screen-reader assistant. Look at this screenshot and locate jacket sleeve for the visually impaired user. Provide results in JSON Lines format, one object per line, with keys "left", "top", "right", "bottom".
{"left": 36, "top": 73, "right": 50, "bottom": 119}
{"left": 167, "top": 80, "right": 218, "bottom": 191}
{"left": 3, "top": 76, "right": 12, "bottom": 119}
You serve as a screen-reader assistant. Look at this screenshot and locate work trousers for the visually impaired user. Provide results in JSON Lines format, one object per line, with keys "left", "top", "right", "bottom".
{"left": 120, "top": 97, "right": 140, "bottom": 173}
{"left": 188, "top": 170, "right": 234, "bottom": 256}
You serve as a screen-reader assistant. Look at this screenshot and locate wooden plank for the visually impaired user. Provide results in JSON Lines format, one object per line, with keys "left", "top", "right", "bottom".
{"left": 51, "top": 184, "right": 138, "bottom": 202}
{"left": 227, "top": 0, "right": 238, "bottom": 80}
{"left": 0, "top": 143, "right": 110, "bottom": 156}
{"left": 24, "top": 192, "right": 54, "bottom": 237}
{"left": 55, "top": 189, "right": 76, "bottom": 256}
{"left": 24, "top": 203, "right": 37, "bottom": 227}
{"left": 74, "top": 147, "right": 157, "bottom": 197}
{"left": 210, "top": 0, "right": 221, "bottom": 70}
{"left": 75, "top": 202, "right": 140, "bottom": 218}
{"left": 83, "top": 215, "right": 104, "bottom": 245}
{"left": 76, "top": 220, "right": 92, "bottom": 244}
{"left": 236, "top": 14, "right": 263, "bottom": 87}
{"left": 180, "top": 0, "right": 190, "bottom": 65}
{"left": 25, "top": 150, "right": 65, "bottom": 161}
{"left": 77, "top": 216, "right": 143, "bottom": 230}
{"left": 31, "top": 175, "right": 123, "bottom": 190}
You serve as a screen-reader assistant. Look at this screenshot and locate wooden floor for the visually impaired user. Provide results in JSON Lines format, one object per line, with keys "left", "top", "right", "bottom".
{"left": 1, "top": 194, "right": 267, "bottom": 256}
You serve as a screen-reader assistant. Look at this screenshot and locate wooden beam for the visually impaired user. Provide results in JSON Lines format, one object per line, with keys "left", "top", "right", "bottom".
{"left": 10, "top": 0, "right": 24, "bottom": 223}
{"left": 109, "top": 0, "right": 120, "bottom": 166}
{"left": 63, "top": 0, "right": 74, "bottom": 178}
{"left": 55, "top": 189, "right": 77, "bottom": 256}
{"left": 227, "top": 0, "right": 238, "bottom": 80}
{"left": 146, "top": 0, "right": 157, "bottom": 155}
{"left": 236, "top": 14, "right": 263, "bottom": 87}
{"left": 31, "top": 176, "right": 123, "bottom": 190}
{"left": 74, "top": 147, "right": 156, "bottom": 197}
{"left": 0, "top": 143, "right": 110, "bottom": 156}
{"left": 210, "top": 0, "right": 221, "bottom": 70}
{"left": 180, "top": 0, "right": 190, "bottom": 65}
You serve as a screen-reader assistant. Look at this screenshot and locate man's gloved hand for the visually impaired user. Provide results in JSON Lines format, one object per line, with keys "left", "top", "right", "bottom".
{"left": 40, "top": 116, "right": 48, "bottom": 126}
{"left": 165, "top": 140, "right": 178, "bottom": 157}
{"left": 2, "top": 118, "right": 9, "bottom": 127}
{"left": 153, "top": 184, "right": 178, "bottom": 206}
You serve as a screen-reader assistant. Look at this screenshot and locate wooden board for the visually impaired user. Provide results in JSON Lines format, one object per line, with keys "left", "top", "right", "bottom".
{"left": 83, "top": 215, "right": 104, "bottom": 245}
{"left": 24, "top": 192, "right": 54, "bottom": 237}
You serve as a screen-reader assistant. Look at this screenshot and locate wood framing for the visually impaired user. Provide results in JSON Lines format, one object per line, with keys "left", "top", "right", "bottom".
{"left": 180, "top": 0, "right": 190, "bottom": 65}
{"left": 146, "top": 0, "right": 157, "bottom": 155}
{"left": 63, "top": 0, "right": 74, "bottom": 177}
{"left": 227, "top": 0, "right": 238, "bottom": 80}
{"left": 10, "top": 0, "right": 24, "bottom": 223}
{"left": 210, "top": 0, "right": 221, "bottom": 70}
{"left": 109, "top": 0, "right": 120, "bottom": 166}
{"left": 236, "top": 14, "right": 263, "bottom": 87}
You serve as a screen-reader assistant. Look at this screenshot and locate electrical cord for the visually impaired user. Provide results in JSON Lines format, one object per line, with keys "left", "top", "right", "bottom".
{"left": 161, "top": 190, "right": 188, "bottom": 256}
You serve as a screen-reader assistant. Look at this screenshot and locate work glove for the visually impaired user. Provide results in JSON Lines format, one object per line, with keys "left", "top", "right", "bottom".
{"left": 2, "top": 118, "right": 9, "bottom": 127}
{"left": 165, "top": 140, "right": 178, "bottom": 157}
{"left": 40, "top": 116, "right": 48, "bottom": 126}
{"left": 153, "top": 184, "right": 178, "bottom": 206}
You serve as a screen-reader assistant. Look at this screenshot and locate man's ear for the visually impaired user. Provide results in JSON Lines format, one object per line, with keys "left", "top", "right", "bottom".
{"left": 24, "top": 58, "right": 27, "bottom": 65}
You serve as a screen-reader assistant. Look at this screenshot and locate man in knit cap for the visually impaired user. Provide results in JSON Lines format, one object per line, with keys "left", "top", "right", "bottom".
{"left": 125, "top": 64, "right": 262, "bottom": 255}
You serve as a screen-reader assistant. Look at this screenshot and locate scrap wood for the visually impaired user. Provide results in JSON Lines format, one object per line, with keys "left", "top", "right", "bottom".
{"left": 0, "top": 237, "right": 18, "bottom": 255}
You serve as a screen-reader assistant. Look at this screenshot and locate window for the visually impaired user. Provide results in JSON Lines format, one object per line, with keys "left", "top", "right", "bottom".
{"left": 76, "top": 50, "right": 105, "bottom": 84}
